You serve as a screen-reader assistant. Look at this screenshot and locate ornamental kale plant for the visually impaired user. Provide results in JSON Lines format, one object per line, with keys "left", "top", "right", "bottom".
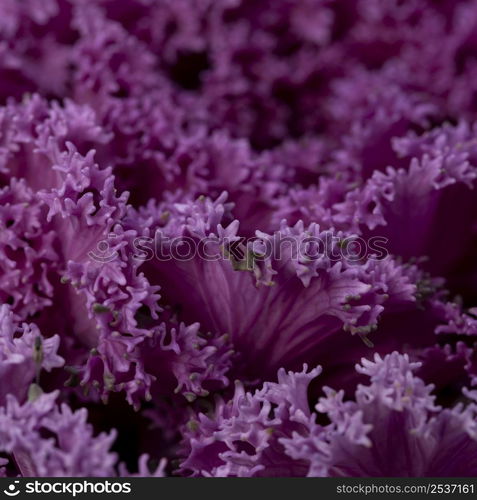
{"left": 3, "top": 0, "right": 477, "bottom": 478}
